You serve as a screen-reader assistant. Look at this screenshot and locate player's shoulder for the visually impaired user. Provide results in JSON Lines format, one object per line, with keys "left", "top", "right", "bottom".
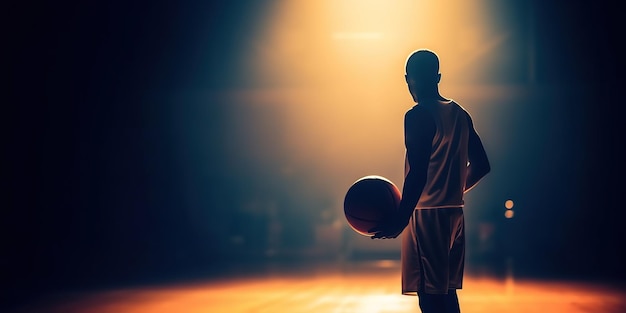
{"left": 450, "top": 99, "right": 467, "bottom": 111}
{"left": 406, "top": 102, "right": 431, "bottom": 114}
{"left": 449, "top": 100, "right": 477, "bottom": 127}
{"left": 405, "top": 103, "right": 429, "bottom": 120}
{"left": 443, "top": 99, "right": 471, "bottom": 117}
{"left": 405, "top": 103, "right": 436, "bottom": 127}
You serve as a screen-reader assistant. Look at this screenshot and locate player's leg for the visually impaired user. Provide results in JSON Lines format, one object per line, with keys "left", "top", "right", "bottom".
{"left": 444, "top": 289, "right": 460, "bottom": 313}
{"left": 418, "top": 292, "right": 445, "bottom": 313}
{"left": 417, "top": 290, "right": 459, "bottom": 313}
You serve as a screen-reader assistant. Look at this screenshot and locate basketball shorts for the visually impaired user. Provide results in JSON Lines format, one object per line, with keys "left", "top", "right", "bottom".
{"left": 401, "top": 207, "right": 465, "bottom": 295}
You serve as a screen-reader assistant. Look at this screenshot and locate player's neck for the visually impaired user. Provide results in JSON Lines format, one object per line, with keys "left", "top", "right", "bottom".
{"left": 416, "top": 89, "right": 446, "bottom": 103}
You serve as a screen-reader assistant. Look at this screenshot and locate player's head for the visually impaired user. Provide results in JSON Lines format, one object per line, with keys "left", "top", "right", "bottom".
{"left": 405, "top": 49, "right": 440, "bottom": 82}
{"left": 404, "top": 49, "right": 441, "bottom": 101}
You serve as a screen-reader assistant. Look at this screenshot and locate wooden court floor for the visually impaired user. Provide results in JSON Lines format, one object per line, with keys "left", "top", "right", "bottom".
{"left": 8, "top": 260, "right": 626, "bottom": 313}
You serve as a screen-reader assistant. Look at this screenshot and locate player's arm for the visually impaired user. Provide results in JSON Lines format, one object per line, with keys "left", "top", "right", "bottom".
{"left": 398, "top": 106, "right": 435, "bottom": 220}
{"left": 464, "top": 113, "right": 490, "bottom": 193}
{"left": 370, "top": 107, "right": 434, "bottom": 239}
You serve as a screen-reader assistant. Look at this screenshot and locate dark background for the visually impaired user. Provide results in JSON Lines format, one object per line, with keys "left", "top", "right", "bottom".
{"left": 4, "top": 0, "right": 625, "bottom": 309}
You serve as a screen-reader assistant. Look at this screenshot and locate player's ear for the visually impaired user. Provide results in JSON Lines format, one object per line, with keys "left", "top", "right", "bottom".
{"left": 405, "top": 75, "right": 416, "bottom": 85}
{"left": 436, "top": 73, "right": 441, "bottom": 84}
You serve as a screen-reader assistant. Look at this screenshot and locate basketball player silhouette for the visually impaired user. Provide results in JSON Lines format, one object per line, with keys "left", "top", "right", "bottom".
{"left": 370, "top": 49, "right": 491, "bottom": 313}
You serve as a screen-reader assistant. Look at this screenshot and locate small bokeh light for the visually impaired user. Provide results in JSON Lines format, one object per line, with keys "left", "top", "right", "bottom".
{"left": 504, "top": 209, "right": 514, "bottom": 219}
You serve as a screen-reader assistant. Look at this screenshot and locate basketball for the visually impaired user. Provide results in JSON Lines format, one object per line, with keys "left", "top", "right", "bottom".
{"left": 343, "top": 175, "right": 401, "bottom": 236}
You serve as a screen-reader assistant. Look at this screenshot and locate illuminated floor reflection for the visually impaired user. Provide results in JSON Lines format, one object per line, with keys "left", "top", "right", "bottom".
{"left": 10, "top": 260, "right": 626, "bottom": 313}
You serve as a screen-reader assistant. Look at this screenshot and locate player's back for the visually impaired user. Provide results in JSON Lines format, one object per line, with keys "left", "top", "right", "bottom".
{"left": 409, "top": 99, "right": 470, "bottom": 209}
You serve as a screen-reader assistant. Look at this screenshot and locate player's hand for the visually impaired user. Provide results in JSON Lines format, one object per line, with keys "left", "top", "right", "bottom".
{"left": 369, "top": 215, "right": 408, "bottom": 239}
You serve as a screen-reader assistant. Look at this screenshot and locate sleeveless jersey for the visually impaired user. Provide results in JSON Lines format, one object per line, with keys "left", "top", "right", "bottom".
{"left": 404, "top": 99, "right": 470, "bottom": 209}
